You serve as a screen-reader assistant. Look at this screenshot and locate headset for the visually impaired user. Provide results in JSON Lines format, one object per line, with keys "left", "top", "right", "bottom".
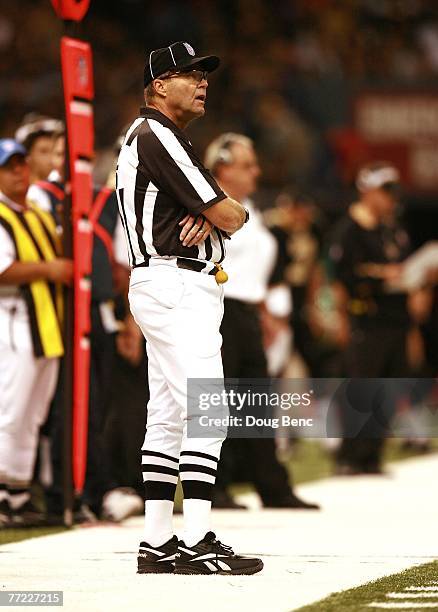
{"left": 356, "top": 163, "right": 400, "bottom": 192}
{"left": 204, "top": 133, "right": 252, "bottom": 171}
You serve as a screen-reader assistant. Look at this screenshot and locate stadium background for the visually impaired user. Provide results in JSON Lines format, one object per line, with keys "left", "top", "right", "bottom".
{"left": 1, "top": 0, "right": 438, "bottom": 248}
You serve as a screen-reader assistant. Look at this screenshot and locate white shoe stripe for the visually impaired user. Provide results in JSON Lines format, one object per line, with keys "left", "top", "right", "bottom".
{"left": 204, "top": 561, "right": 218, "bottom": 572}
{"left": 216, "top": 560, "right": 231, "bottom": 571}
{"left": 158, "top": 554, "right": 175, "bottom": 562}
{"left": 178, "top": 547, "right": 197, "bottom": 556}
{"left": 193, "top": 553, "right": 230, "bottom": 562}
{"left": 139, "top": 547, "right": 165, "bottom": 556}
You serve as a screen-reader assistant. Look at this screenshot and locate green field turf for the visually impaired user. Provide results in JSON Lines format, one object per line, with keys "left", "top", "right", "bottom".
{"left": 0, "top": 526, "right": 67, "bottom": 546}
{"left": 294, "top": 560, "right": 438, "bottom": 611}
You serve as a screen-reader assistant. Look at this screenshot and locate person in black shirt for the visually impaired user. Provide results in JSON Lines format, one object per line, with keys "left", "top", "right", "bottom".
{"left": 328, "top": 161, "right": 412, "bottom": 474}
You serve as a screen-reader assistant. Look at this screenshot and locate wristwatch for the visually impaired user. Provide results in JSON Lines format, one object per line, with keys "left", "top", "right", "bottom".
{"left": 243, "top": 206, "right": 250, "bottom": 223}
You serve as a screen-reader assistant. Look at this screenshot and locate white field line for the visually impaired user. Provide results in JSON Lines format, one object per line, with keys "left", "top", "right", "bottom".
{"left": 368, "top": 603, "right": 438, "bottom": 609}
{"left": 2, "top": 453, "right": 437, "bottom": 612}
{"left": 405, "top": 587, "right": 438, "bottom": 592}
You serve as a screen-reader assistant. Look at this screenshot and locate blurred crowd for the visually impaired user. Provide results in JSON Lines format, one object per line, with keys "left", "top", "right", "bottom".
{"left": 2, "top": 1, "right": 438, "bottom": 194}
{"left": 0, "top": 1, "right": 438, "bottom": 528}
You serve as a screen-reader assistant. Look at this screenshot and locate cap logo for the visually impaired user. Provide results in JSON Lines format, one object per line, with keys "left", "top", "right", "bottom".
{"left": 4, "top": 141, "right": 15, "bottom": 152}
{"left": 183, "top": 43, "right": 195, "bottom": 56}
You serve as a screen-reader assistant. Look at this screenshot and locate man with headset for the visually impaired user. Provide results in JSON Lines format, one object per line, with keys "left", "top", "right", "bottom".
{"left": 205, "top": 133, "right": 320, "bottom": 510}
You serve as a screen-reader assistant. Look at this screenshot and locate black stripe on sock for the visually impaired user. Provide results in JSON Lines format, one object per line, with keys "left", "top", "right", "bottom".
{"left": 179, "top": 464, "right": 217, "bottom": 477}
{"left": 142, "top": 450, "right": 179, "bottom": 464}
{"left": 181, "top": 480, "right": 214, "bottom": 501}
{"left": 179, "top": 451, "right": 218, "bottom": 462}
{"left": 142, "top": 464, "right": 178, "bottom": 477}
{"left": 144, "top": 481, "right": 176, "bottom": 502}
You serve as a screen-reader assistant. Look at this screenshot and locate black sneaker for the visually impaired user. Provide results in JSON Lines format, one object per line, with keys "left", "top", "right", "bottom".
{"left": 212, "top": 490, "right": 248, "bottom": 510}
{"left": 175, "top": 531, "right": 263, "bottom": 575}
{"left": 263, "top": 493, "right": 320, "bottom": 510}
{"left": 137, "top": 535, "right": 178, "bottom": 574}
{"left": 0, "top": 499, "right": 12, "bottom": 528}
{"left": 10, "top": 501, "right": 61, "bottom": 528}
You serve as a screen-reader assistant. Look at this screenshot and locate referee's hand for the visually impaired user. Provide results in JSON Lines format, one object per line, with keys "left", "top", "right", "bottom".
{"left": 179, "top": 214, "right": 213, "bottom": 247}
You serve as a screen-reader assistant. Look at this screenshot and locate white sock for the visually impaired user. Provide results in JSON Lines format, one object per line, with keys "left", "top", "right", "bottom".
{"left": 143, "top": 500, "right": 174, "bottom": 547}
{"left": 9, "top": 491, "right": 30, "bottom": 510}
{"left": 182, "top": 499, "right": 211, "bottom": 547}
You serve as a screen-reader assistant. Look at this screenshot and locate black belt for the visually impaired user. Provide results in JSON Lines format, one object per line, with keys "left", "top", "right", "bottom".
{"left": 134, "top": 257, "right": 216, "bottom": 276}
{"left": 224, "top": 298, "right": 259, "bottom": 313}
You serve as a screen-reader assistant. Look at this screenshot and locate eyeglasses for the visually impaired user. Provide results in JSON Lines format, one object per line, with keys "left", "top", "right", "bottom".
{"left": 160, "top": 69, "right": 208, "bottom": 84}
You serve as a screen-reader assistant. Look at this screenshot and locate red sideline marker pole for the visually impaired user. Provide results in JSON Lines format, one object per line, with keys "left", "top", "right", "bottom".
{"left": 50, "top": 0, "right": 90, "bottom": 21}
{"left": 60, "top": 38, "right": 94, "bottom": 495}
{"left": 50, "top": 0, "right": 94, "bottom": 511}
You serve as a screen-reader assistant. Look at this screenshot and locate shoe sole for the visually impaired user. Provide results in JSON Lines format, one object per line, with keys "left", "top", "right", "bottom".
{"left": 174, "top": 560, "right": 264, "bottom": 576}
{"left": 137, "top": 562, "right": 174, "bottom": 574}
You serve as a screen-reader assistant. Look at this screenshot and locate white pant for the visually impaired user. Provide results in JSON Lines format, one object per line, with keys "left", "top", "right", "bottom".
{"left": 0, "top": 311, "right": 59, "bottom": 486}
{"left": 128, "top": 263, "right": 225, "bottom": 501}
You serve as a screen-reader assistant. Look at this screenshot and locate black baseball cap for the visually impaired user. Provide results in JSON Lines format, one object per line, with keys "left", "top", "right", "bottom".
{"left": 144, "top": 41, "right": 220, "bottom": 87}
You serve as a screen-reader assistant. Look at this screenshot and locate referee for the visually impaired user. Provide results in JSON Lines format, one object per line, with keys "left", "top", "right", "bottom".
{"left": 116, "top": 42, "right": 263, "bottom": 575}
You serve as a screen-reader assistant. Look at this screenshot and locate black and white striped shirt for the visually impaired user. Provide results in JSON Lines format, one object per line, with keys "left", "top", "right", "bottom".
{"left": 116, "top": 107, "right": 226, "bottom": 272}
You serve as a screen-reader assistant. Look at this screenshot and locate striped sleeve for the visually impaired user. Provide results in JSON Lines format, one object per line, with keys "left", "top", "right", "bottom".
{"left": 140, "top": 118, "right": 226, "bottom": 216}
